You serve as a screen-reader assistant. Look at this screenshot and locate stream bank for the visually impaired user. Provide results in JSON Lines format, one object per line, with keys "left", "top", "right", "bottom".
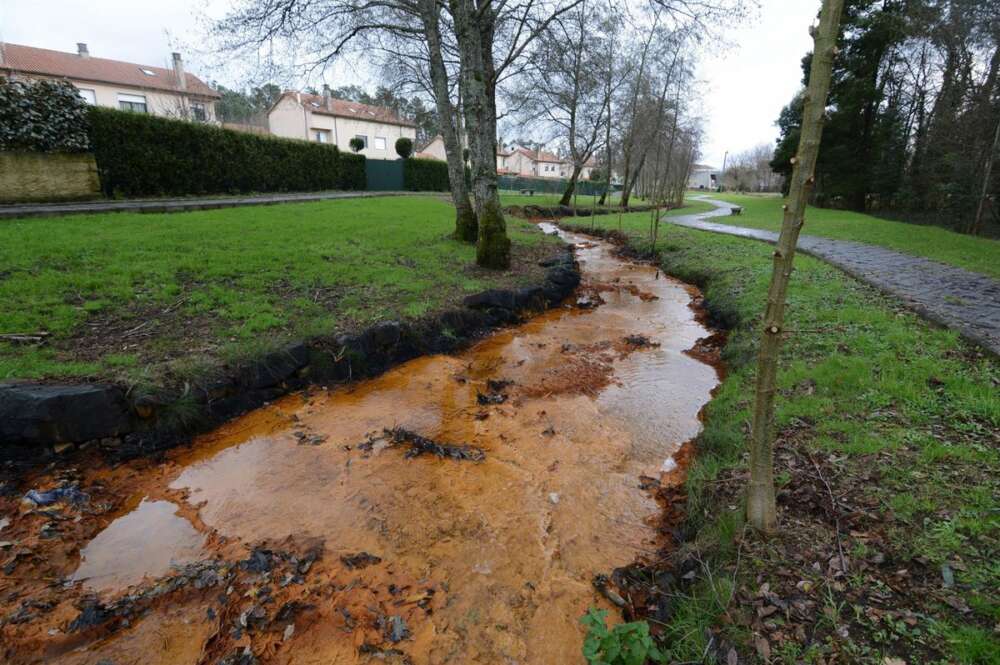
{"left": 0, "top": 224, "right": 723, "bottom": 664}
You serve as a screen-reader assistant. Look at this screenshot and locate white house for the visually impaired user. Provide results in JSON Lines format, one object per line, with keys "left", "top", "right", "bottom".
{"left": 268, "top": 87, "right": 416, "bottom": 158}
{"left": 688, "top": 164, "right": 720, "bottom": 190}
{"left": 0, "top": 42, "right": 220, "bottom": 121}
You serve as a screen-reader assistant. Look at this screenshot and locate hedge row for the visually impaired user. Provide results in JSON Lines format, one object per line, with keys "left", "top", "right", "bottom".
{"left": 403, "top": 157, "right": 450, "bottom": 192}
{"left": 88, "top": 107, "right": 366, "bottom": 197}
{"left": 0, "top": 78, "right": 90, "bottom": 153}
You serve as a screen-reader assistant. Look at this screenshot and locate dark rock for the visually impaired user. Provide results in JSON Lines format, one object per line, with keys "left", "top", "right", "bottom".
{"left": 238, "top": 343, "right": 309, "bottom": 390}
{"left": 463, "top": 289, "right": 518, "bottom": 311}
{"left": 545, "top": 266, "right": 580, "bottom": 288}
{"left": 366, "top": 321, "right": 402, "bottom": 349}
{"left": 514, "top": 286, "right": 545, "bottom": 310}
{"left": 242, "top": 547, "right": 273, "bottom": 573}
{"left": 0, "top": 383, "right": 131, "bottom": 446}
{"left": 69, "top": 598, "right": 110, "bottom": 632}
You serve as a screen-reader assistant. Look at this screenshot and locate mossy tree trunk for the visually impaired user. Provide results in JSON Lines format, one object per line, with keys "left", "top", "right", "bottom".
{"left": 419, "top": 0, "right": 478, "bottom": 242}
{"left": 450, "top": 0, "right": 510, "bottom": 269}
{"left": 747, "top": 0, "right": 845, "bottom": 534}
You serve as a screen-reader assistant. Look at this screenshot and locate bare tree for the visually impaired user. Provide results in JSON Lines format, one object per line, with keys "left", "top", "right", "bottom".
{"left": 723, "top": 143, "right": 779, "bottom": 192}
{"left": 746, "top": 0, "right": 844, "bottom": 533}
{"left": 508, "top": 2, "right": 616, "bottom": 205}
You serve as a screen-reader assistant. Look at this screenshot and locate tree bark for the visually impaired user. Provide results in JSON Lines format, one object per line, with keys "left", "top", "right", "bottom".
{"left": 450, "top": 0, "right": 510, "bottom": 269}
{"left": 747, "top": 0, "right": 844, "bottom": 534}
{"left": 419, "top": 0, "right": 477, "bottom": 241}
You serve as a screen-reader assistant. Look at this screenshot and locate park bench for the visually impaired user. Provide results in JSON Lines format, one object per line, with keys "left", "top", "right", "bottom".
{"left": 730, "top": 206, "right": 743, "bottom": 216}
{"left": 519, "top": 189, "right": 535, "bottom": 196}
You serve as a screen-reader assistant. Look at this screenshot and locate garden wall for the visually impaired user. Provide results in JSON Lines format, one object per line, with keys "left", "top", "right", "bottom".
{"left": 0, "top": 152, "right": 100, "bottom": 203}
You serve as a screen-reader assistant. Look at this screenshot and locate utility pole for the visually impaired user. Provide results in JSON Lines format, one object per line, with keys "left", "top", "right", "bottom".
{"left": 720, "top": 150, "right": 729, "bottom": 191}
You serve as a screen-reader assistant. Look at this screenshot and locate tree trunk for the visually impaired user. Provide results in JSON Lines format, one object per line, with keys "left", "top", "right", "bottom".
{"left": 971, "top": 111, "right": 1000, "bottom": 236}
{"left": 450, "top": 0, "right": 509, "bottom": 269}
{"left": 419, "top": 0, "right": 477, "bottom": 241}
{"left": 746, "top": 0, "right": 844, "bottom": 534}
{"left": 559, "top": 165, "right": 584, "bottom": 206}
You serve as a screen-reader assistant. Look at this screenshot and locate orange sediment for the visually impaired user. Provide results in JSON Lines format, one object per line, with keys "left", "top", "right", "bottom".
{"left": 0, "top": 224, "right": 721, "bottom": 664}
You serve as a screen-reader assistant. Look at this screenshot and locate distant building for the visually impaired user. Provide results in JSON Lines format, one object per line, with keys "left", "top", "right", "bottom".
{"left": 268, "top": 86, "right": 416, "bottom": 158}
{"left": 688, "top": 164, "right": 720, "bottom": 190}
{"left": 0, "top": 42, "right": 220, "bottom": 122}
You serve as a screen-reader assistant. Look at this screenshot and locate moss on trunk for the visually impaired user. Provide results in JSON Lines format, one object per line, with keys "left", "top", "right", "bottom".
{"left": 454, "top": 199, "right": 479, "bottom": 242}
{"left": 475, "top": 200, "right": 511, "bottom": 269}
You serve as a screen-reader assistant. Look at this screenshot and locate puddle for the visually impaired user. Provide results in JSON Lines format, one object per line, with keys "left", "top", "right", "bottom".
{"left": 1, "top": 224, "right": 721, "bottom": 664}
{"left": 70, "top": 499, "right": 205, "bottom": 593}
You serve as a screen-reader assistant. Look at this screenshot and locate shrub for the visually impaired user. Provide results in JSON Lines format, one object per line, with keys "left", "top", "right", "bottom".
{"left": 87, "top": 107, "right": 365, "bottom": 197}
{"left": 349, "top": 137, "right": 365, "bottom": 153}
{"left": 580, "top": 609, "right": 666, "bottom": 665}
{"left": 403, "top": 157, "right": 450, "bottom": 192}
{"left": 0, "top": 77, "right": 90, "bottom": 152}
{"left": 395, "top": 137, "right": 414, "bottom": 159}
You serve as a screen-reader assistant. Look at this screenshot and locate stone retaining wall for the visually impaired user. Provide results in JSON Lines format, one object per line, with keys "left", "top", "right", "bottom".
{"left": 0, "top": 250, "right": 581, "bottom": 464}
{"left": 0, "top": 152, "right": 101, "bottom": 203}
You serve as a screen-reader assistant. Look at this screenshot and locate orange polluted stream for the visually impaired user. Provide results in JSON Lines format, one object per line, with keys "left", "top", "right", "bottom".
{"left": 2, "top": 225, "right": 720, "bottom": 664}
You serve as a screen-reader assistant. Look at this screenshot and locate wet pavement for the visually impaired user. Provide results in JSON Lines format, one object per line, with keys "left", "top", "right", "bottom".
{"left": 672, "top": 197, "right": 1000, "bottom": 356}
{"left": 0, "top": 224, "right": 721, "bottom": 664}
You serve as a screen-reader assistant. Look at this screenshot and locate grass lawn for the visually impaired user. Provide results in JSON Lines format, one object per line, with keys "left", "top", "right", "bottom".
{"left": 500, "top": 189, "right": 646, "bottom": 208}
{"left": 703, "top": 193, "right": 1000, "bottom": 279}
{"left": 566, "top": 212, "right": 999, "bottom": 663}
{"left": 0, "top": 195, "right": 559, "bottom": 383}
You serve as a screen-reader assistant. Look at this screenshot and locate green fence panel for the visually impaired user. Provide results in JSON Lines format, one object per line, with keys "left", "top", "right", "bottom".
{"left": 366, "top": 158, "right": 404, "bottom": 191}
{"left": 498, "top": 174, "right": 614, "bottom": 197}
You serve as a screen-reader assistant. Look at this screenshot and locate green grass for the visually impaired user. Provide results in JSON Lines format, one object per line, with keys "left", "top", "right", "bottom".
{"left": 0, "top": 195, "right": 558, "bottom": 382}
{"left": 701, "top": 193, "right": 1000, "bottom": 279}
{"left": 569, "top": 210, "right": 999, "bottom": 663}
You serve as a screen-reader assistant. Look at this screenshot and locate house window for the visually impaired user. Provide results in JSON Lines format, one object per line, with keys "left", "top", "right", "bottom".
{"left": 313, "top": 129, "right": 331, "bottom": 143}
{"left": 192, "top": 102, "right": 207, "bottom": 122}
{"left": 118, "top": 93, "right": 147, "bottom": 113}
{"left": 374, "top": 136, "right": 386, "bottom": 150}
{"left": 77, "top": 88, "right": 96, "bottom": 105}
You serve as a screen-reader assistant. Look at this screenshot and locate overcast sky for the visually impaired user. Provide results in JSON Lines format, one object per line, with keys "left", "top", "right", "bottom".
{"left": 1, "top": 0, "right": 819, "bottom": 168}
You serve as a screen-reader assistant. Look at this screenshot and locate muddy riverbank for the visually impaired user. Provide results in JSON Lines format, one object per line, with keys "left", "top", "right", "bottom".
{"left": 0, "top": 224, "right": 722, "bottom": 664}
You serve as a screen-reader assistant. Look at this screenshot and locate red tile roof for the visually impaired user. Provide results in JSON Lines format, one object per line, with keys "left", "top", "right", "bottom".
{"left": 283, "top": 91, "right": 416, "bottom": 128}
{"left": 0, "top": 43, "right": 219, "bottom": 98}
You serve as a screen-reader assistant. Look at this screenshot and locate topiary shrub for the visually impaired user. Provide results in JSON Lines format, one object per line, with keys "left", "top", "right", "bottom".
{"left": 349, "top": 137, "right": 365, "bottom": 153}
{"left": 87, "top": 107, "right": 365, "bottom": 197}
{"left": 395, "top": 137, "right": 414, "bottom": 159}
{"left": 403, "top": 158, "right": 450, "bottom": 191}
{"left": 0, "top": 77, "right": 90, "bottom": 152}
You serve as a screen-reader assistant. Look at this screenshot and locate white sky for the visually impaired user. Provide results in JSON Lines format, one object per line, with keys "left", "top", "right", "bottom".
{"left": 1, "top": 0, "right": 819, "bottom": 167}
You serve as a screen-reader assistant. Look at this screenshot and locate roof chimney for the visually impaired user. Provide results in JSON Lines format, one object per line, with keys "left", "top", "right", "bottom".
{"left": 77, "top": 43, "right": 89, "bottom": 58}
{"left": 171, "top": 52, "right": 186, "bottom": 90}
{"left": 322, "top": 84, "right": 332, "bottom": 110}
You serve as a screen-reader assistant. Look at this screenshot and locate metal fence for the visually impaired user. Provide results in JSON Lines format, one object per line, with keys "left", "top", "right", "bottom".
{"left": 365, "top": 159, "right": 405, "bottom": 191}
{"left": 498, "top": 174, "right": 613, "bottom": 196}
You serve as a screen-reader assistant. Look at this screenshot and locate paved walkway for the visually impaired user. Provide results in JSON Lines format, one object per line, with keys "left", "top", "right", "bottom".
{"left": 667, "top": 198, "right": 1000, "bottom": 356}
{"left": 0, "top": 190, "right": 409, "bottom": 219}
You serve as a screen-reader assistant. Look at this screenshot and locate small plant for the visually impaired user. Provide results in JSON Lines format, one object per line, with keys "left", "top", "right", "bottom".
{"left": 349, "top": 137, "right": 365, "bottom": 153}
{"left": 580, "top": 608, "right": 666, "bottom": 665}
{"left": 395, "top": 137, "right": 413, "bottom": 159}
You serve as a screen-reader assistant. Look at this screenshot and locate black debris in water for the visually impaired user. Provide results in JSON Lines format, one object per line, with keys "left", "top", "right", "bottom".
{"left": 384, "top": 614, "right": 410, "bottom": 643}
{"left": 476, "top": 391, "right": 507, "bottom": 405}
{"left": 23, "top": 484, "right": 89, "bottom": 507}
{"left": 242, "top": 547, "right": 273, "bottom": 573}
{"left": 623, "top": 334, "right": 661, "bottom": 348}
{"left": 384, "top": 427, "right": 486, "bottom": 462}
{"left": 340, "top": 551, "right": 382, "bottom": 570}
{"left": 486, "top": 378, "right": 513, "bottom": 392}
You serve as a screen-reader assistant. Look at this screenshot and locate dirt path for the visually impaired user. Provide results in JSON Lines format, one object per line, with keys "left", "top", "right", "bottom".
{"left": 670, "top": 197, "right": 1000, "bottom": 356}
{"left": 0, "top": 226, "right": 720, "bottom": 664}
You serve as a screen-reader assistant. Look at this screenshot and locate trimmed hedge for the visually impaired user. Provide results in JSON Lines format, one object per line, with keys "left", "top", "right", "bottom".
{"left": 0, "top": 78, "right": 90, "bottom": 153}
{"left": 403, "top": 157, "right": 450, "bottom": 192}
{"left": 88, "top": 107, "right": 366, "bottom": 197}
